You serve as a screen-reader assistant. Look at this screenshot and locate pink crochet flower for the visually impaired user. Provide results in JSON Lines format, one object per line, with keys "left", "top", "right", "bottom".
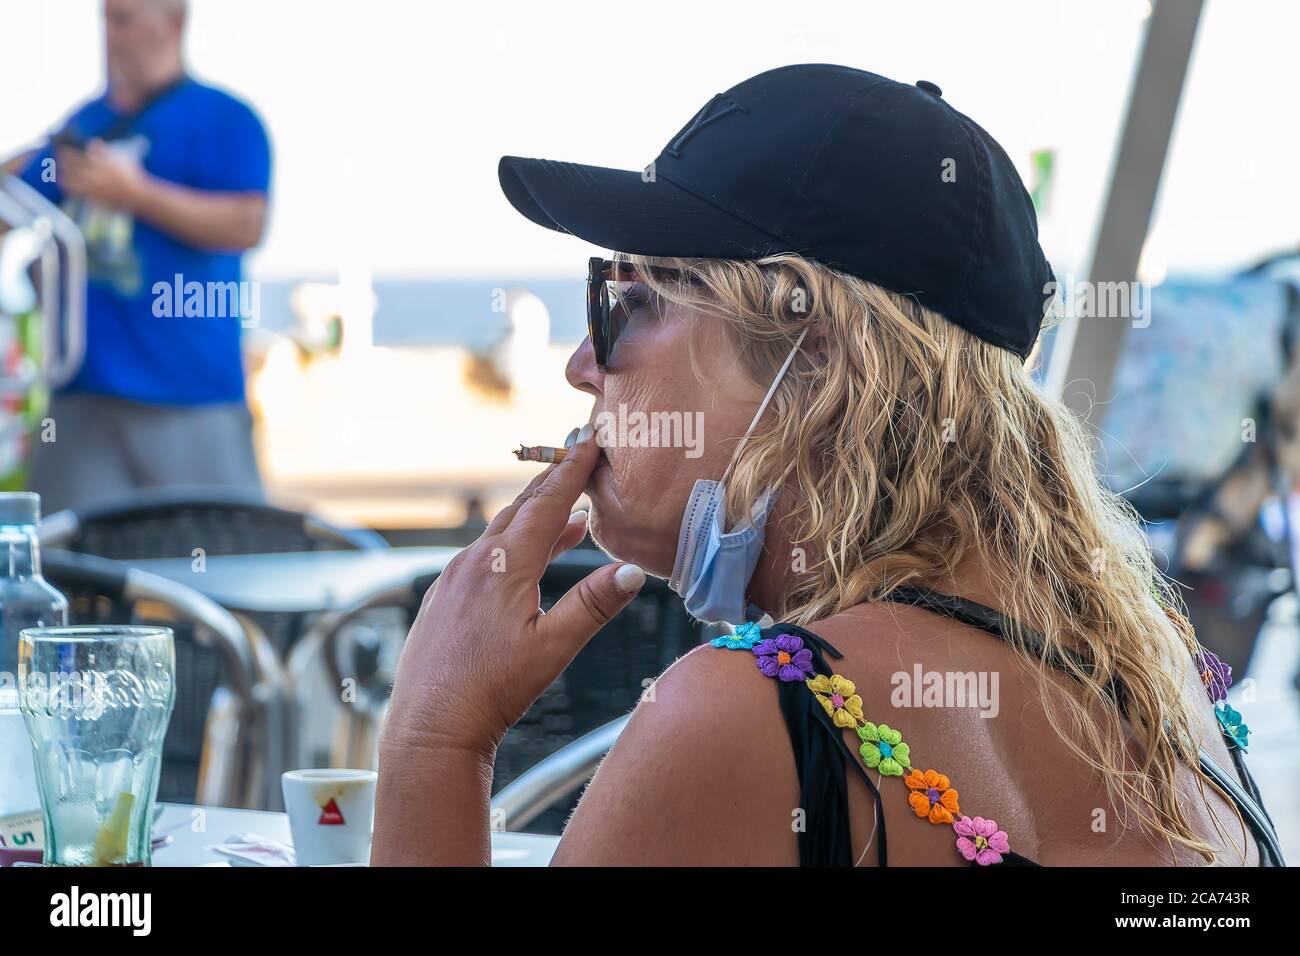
{"left": 953, "top": 816, "right": 1010, "bottom": 866}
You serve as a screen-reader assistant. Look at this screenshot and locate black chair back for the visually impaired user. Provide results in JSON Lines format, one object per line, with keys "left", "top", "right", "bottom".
{"left": 41, "top": 485, "right": 388, "bottom": 561}
{"left": 41, "top": 486, "right": 387, "bottom": 688}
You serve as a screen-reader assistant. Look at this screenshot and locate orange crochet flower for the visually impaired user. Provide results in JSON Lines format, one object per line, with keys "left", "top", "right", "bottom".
{"left": 904, "top": 769, "right": 960, "bottom": 824}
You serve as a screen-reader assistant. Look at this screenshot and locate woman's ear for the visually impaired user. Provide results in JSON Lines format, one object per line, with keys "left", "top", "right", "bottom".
{"left": 802, "top": 319, "right": 830, "bottom": 367}
{"left": 813, "top": 332, "right": 830, "bottom": 363}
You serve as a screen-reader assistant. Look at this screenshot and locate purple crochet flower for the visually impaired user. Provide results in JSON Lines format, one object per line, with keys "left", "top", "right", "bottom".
{"left": 1194, "top": 648, "right": 1232, "bottom": 703}
{"left": 753, "top": 633, "right": 815, "bottom": 682}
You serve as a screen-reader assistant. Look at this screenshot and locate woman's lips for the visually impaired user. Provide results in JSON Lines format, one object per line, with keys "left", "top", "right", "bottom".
{"left": 587, "top": 448, "right": 620, "bottom": 505}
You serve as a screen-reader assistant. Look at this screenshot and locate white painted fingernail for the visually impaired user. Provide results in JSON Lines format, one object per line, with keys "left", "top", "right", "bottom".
{"left": 577, "top": 423, "right": 594, "bottom": 444}
{"left": 613, "top": 563, "right": 645, "bottom": 593}
{"left": 564, "top": 427, "right": 580, "bottom": 449}
{"left": 569, "top": 508, "right": 588, "bottom": 524}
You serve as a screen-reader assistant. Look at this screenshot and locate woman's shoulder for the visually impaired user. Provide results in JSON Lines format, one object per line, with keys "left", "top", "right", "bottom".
{"left": 641, "top": 636, "right": 790, "bottom": 721}
{"left": 550, "top": 639, "right": 801, "bottom": 865}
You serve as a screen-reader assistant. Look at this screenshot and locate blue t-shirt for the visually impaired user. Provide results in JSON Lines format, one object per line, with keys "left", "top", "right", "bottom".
{"left": 20, "top": 78, "right": 271, "bottom": 405}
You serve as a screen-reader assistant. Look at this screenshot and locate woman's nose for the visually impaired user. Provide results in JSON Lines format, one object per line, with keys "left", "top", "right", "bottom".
{"left": 565, "top": 336, "right": 603, "bottom": 396}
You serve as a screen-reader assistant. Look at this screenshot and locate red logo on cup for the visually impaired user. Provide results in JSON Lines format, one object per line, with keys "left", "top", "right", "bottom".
{"left": 318, "top": 798, "right": 345, "bottom": 825}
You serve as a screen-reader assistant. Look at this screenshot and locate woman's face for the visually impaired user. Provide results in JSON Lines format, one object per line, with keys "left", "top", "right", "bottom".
{"left": 565, "top": 283, "right": 766, "bottom": 578}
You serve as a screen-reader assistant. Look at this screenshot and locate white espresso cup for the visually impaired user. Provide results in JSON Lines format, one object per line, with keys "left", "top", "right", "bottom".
{"left": 281, "top": 769, "right": 377, "bottom": 866}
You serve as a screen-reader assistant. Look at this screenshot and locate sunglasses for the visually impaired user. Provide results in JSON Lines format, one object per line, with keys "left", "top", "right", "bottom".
{"left": 586, "top": 257, "right": 686, "bottom": 369}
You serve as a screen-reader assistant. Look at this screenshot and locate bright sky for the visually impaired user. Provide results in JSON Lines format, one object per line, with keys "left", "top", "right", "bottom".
{"left": 3, "top": 0, "right": 1298, "bottom": 281}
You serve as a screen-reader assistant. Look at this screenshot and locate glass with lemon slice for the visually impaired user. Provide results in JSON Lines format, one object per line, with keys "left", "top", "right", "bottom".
{"left": 17, "top": 626, "right": 175, "bottom": 866}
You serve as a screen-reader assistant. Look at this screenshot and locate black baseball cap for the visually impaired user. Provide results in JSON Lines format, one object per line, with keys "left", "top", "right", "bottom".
{"left": 499, "top": 64, "right": 1054, "bottom": 359}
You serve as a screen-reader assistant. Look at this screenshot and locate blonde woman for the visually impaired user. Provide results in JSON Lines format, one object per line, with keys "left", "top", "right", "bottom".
{"left": 372, "top": 66, "right": 1282, "bottom": 866}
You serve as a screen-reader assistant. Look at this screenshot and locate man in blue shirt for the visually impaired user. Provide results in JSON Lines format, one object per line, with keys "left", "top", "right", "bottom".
{"left": 4, "top": 0, "right": 271, "bottom": 513}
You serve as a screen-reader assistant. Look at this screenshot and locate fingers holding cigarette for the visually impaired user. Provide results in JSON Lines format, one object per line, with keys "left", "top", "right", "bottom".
{"left": 513, "top": 425, "right": 587, "bottom": 464}
{"left": 513, "top": 444, "right": 569, "bottom": 464}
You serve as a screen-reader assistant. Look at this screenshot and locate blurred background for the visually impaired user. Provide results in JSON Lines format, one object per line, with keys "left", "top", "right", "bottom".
{"left": 0, "top": 0, "right": 1296, "bottom": 856}
{"left": 5, "top": 0, "right": 1294, "bottom": 522}
{"left": 4, "top": 0, "right": 1298, "bottom": 527}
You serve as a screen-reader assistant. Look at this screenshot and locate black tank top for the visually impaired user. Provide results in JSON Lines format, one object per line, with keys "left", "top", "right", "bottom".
{"left": 721, "top": 586, "right": 1286, "bottom": 867}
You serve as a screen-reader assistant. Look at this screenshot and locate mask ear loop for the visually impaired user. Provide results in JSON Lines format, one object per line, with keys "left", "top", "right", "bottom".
{"left": 719, "top": 326, "right": 809, "bottom": 488}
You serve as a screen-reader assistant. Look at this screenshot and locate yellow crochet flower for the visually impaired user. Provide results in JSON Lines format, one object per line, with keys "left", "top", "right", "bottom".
{"left": 806, "top": 674, "right": 864, "bottom": 728}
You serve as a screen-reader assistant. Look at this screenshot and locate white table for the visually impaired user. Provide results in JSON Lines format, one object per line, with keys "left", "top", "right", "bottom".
{"left": 130, "top": 547, "right": 462, "bottom": 615}
{"left": 152, "top": 803, "right": 558, "bottom": 867}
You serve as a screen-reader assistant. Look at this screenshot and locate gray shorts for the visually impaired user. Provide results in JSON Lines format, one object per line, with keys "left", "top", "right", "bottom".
{"left": 30, "top": 393, "right": 262, "bottom": 515}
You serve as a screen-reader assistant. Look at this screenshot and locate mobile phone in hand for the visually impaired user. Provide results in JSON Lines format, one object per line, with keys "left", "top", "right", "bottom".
{"left": 50, "top": 127, "right": 87, "bottom": 151}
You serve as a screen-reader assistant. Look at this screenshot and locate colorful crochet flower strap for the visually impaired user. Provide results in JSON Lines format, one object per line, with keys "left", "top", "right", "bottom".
{"left": 712, "top": 590, "right": 1254, "bottom": 867}
{"left": 1194, "top": 647, "right": 1247, "bottom": 750}
{"left": 712, "top": 620, "right": 1027, "bottom": 866}
{"left": 714, "top": 621, "right": 892, "bottom": 865}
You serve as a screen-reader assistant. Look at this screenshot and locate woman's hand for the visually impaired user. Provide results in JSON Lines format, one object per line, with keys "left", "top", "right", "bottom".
{"left": 382, "top": 426, "right": 645, "bottom": 761}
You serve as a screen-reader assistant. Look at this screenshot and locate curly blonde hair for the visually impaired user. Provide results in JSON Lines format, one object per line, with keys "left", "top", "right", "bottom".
{"left": 621, "top": 250, "right": 1248, "bottom": 864}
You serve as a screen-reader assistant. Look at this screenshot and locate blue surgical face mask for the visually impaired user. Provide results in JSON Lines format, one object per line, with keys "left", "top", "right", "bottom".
{"left": 668, "top": 329, "right": 808, "bottom": 624}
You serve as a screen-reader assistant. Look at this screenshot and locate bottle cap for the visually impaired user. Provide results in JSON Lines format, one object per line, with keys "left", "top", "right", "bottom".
{"left": 0, "top": 492, "right": 40, "bottom": 527}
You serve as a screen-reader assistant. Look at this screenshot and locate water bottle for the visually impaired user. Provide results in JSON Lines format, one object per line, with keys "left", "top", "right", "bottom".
{"left": 0, "top": 493, "right": 68, "bottom": 678}
{"left": 0, "top": 492, "right": 67, "bottom": 823}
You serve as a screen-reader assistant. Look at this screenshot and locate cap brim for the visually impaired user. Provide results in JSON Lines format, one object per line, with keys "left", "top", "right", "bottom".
{"left": 498, "top": 156, "right": 792, "bottom": 259}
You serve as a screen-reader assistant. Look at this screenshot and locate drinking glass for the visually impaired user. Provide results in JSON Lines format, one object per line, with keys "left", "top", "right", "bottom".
{"left": 17, "top": 626, "right": 175, "bottom": 866}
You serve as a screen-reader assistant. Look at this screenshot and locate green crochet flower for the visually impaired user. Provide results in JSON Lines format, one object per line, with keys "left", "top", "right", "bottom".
{"left": 1215, "top": 702, "right": 1250, "bottom": 752}
{"left": 858, "top": 721, "right": 911, "bottom": 776}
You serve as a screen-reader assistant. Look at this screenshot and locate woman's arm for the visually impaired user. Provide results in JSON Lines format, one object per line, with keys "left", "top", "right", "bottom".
{"left": 372, "top": 739, "right": 495, "bottom": 866}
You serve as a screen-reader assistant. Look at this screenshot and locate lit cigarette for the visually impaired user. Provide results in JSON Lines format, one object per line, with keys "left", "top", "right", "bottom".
{"left": 514, "top": 444, "right": 569, "bottom": 464}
